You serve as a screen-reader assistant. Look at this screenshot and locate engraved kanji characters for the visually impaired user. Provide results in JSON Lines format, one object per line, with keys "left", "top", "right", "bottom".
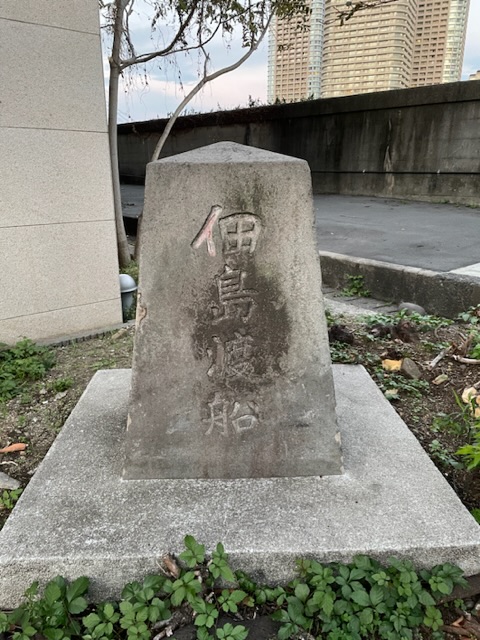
{"left": 211, "top": 266, "right": 256, "bottom": 323}
{"left": 225, "top": 331, "right": 254, "bottom": 377}
{"left": 204, "top": 393, "right": 259, "bottom": 436}
{"left": 191, "top": 209, "right": 261, "bottom": 261}
{"left": 191, "top": 205, "right": 223, "bottom": 257}
{"left": 204, "top": 392, "right": 229, "bottom": 436}
{"left": 230, "top": 401, "right": 259, "bottom": 432}
{"left": 206, "top": 331, "right": 254, "bottom": 379}
{"left": 219, "top": 213, "right": 261, "bottom": 261}
{"left": 192, "top": 208, "right": 263, "bottom": 436}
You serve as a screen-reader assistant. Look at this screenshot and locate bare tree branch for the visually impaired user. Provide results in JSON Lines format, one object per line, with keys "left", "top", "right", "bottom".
{"left": 150, "top": 13, "right": 274, "bottom": 162}
{"left": 120, "top": 0, "right": 202, "bottom": 69}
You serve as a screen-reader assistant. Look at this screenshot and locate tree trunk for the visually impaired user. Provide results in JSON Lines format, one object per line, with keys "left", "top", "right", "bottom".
{"left": 109, "top": 0, "right": 131, "bottom": 268}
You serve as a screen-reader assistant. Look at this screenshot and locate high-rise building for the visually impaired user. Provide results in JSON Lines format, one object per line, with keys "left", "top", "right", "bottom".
{"left": 411, "top": 0, "right": 470, "bottom": 86}
{"left": 267, "top": 0, "right": 471, "bottom": 102}
{"left": 267, "top": 0, "right": 325, "bottom": 103}
{"left": 321, "top": 0, "right": 417, "bottom": 97}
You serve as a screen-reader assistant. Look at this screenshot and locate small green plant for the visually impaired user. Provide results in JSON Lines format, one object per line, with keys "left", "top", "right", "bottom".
{"left": 1, "top": 537, "right": 469, "bottom": 640}
{"left": 467, "top": 330, "right": 480, "bottom": 359}
{"left": 375, "top": 369, "right": 429, "bottom": 400}
{"left": 330, "top": 343, "right": 360, "bottom": 364}
{"left": 271, "top": 556, "right": 467, "bottom": 640}
{"left": 362, "top": 311, "right": 451, "bottom": 332}
{"left": 432, "top": 393, "right": 480, "bottom": 472}
{"left": 48, "top": 378, "right": 74, "bottom": 393}
{"left": 400, "top": 311, "right": 452, "bottom": 331}
{"left": 325, "top": 309, "right": 335, "bottom": 327}
{"left": 341, "top": 275, "right": 370, "bottom": 298}
{"left": 456, "top": 423, "right": 480, "bottom": 470}
{"left": 120, "top": 262, "right": 139, "bottom": 321}
{"left": 471, "top": 508, "right": 480, "bottom": 524}
{"left": 90, "top": 358, "right": 117, "bottom": 370}
{"left": 8, "top": 575, "right": 89, "bottom": 640}
{"left": 0, "top": 339, "right": 55, "bottom": 403}
{"left": 429, "top": 439, "right": 464, "bottom": 470}
{"left": 0, "top": 488, "right": 23, "bottom": 512}
{"left": 432, "top": 392, "right": 478, "bottom": 439}
{"left": 120, "top": 261, "right": 139, "bottom": 283}
{"left": 457, "top": 304, "right": 480, "bottom": 325}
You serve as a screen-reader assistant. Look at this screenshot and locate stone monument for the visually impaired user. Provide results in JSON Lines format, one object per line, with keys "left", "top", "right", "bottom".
{"left": 124, "top": 142, "right": 342, "bottom": 479}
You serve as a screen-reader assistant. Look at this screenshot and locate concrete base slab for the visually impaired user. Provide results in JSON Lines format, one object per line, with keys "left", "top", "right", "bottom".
{"left": 0, "top": 366, "right": 479, "bottom": 607}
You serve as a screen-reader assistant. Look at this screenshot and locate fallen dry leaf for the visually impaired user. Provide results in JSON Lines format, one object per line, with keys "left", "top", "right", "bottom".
{"left": 382, "top": 359, "right": 402, "bottom": 372}
{"left": 161, "top": 554, "right": 180, "bottom": 579}
{"left": 461, "top": 387, "right": 478, "bottom": 404}
{"left": 385, "top": 388, "right": 399, "bottom": 400}
{"left": 433, "top": 374, "right": 449, "bottom": 385}
{"left": 0, "top": 443, "right": 27, "bottom": 454}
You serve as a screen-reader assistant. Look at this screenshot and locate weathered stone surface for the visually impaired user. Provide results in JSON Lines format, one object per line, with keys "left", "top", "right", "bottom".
{"left": 124, "top": 142, "right": 341, "bottom": 479}
{"left": 400, "top": 357, "right": 423, "bottom": 380}
{"left": 0, "top": 472, "right": 20, "bottom": 491}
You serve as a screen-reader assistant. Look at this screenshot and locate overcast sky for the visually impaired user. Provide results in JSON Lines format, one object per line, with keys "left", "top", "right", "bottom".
{"left": 106, "top": 1, "right": 480, "bottom": 123}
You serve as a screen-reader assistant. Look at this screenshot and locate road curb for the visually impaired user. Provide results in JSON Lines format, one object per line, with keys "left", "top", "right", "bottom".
{"left": 319, "top": 251, "right": 480, "bottom": 319}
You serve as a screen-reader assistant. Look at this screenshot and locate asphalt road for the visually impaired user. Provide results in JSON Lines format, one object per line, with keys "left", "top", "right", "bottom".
{"left": 314, "top": 195, "right": 480, "bottom": 272}
{"left": 121, "top": 185, "right": 480, "bottom": 274}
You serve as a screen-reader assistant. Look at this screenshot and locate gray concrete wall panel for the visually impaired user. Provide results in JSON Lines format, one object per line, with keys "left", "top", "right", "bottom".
{"left": 118, "top": 81, "right": 480, "bottom": 204}
{"left": 0, "top": 301, "right": 122, "bottom": 346}
{"left": 0, "top": 1, "right": 100, "bottom": 34}
{"left": 1, "top": 222, "right": 119, "bottom": 320}
{"left": 0, "top": 1, "right": 122, "bottom": 344}
{"left": 0, "top": 20, "right": 107, "bottom": 131}
{"left": 0, "top": 130, "right": 115, "bottom": 227}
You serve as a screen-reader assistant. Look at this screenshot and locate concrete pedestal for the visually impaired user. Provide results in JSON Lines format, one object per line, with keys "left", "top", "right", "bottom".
{"left": 0, "top": 366, "right": 479, "bottom": 607}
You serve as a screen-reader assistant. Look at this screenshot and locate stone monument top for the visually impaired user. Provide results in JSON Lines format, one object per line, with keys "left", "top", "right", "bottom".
{"left": 123, "top": 142, "right": 343, "bottom": 479}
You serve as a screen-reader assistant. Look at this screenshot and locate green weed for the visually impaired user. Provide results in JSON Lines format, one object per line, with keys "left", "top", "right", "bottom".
{"left": 341, "top": 275, "right": 370, "bottom": 298}
{"left": 120, "top": 260, "right": 139, "bottom": 283}
{"left": 429, "top": 440, "right": 464, "bottom": 470}
{"left": 0, "top": 339, "right": 54, "bottom": 403}
{"left": 456, "top": 423, "right": 480, "bottom": 471}
{"left": 48, "top": 378, "right": 74, "bottom": 393}
{"left": 374, "top": 369, "right": 429, "bottom": 400}
{"left": 0, "top": 488, "right": 23, "bottom": 512}
{"left": 364, "top": 311, "right": 451, "bottom": 332}
{"left": 0, "top": 536, "right": 468, "bottom": 640}
{"left": 330, "top": 343, "right": 360, "bottom": 364}
{"left": 432, "top": 392, "right": 478, "bottom": 439}
{"left": 457, "top": 304, "right": 480, "bottom": 325}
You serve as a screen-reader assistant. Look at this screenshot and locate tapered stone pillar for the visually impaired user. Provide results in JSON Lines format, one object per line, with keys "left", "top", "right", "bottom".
{"left": 123, "top": 142, "right": 342, "bottom": 479}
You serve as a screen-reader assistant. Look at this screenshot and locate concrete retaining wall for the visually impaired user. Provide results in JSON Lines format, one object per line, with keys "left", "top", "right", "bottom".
{"left": 118, "top": 81, "right": 480, "bottom": 205}
{"left": 0, "top": 2, "right": 122, "bottom": 344}
{"left": 319, "top": 251, "right": 480, "bottom": 319}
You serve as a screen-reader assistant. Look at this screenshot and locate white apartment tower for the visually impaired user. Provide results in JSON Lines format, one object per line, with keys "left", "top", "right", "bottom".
{"left": 267, "top": 0, "right": 325, "bottom": 103}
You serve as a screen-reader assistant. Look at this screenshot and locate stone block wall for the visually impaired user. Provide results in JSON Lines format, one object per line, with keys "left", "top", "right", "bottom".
{"left": 0, "top": 1, "right": 122, "bottom": 344}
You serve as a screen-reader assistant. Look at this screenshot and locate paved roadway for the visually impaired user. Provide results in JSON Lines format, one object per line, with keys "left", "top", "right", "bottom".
{"left": 121, "top": 185, "right": 480, "bottom": 277}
